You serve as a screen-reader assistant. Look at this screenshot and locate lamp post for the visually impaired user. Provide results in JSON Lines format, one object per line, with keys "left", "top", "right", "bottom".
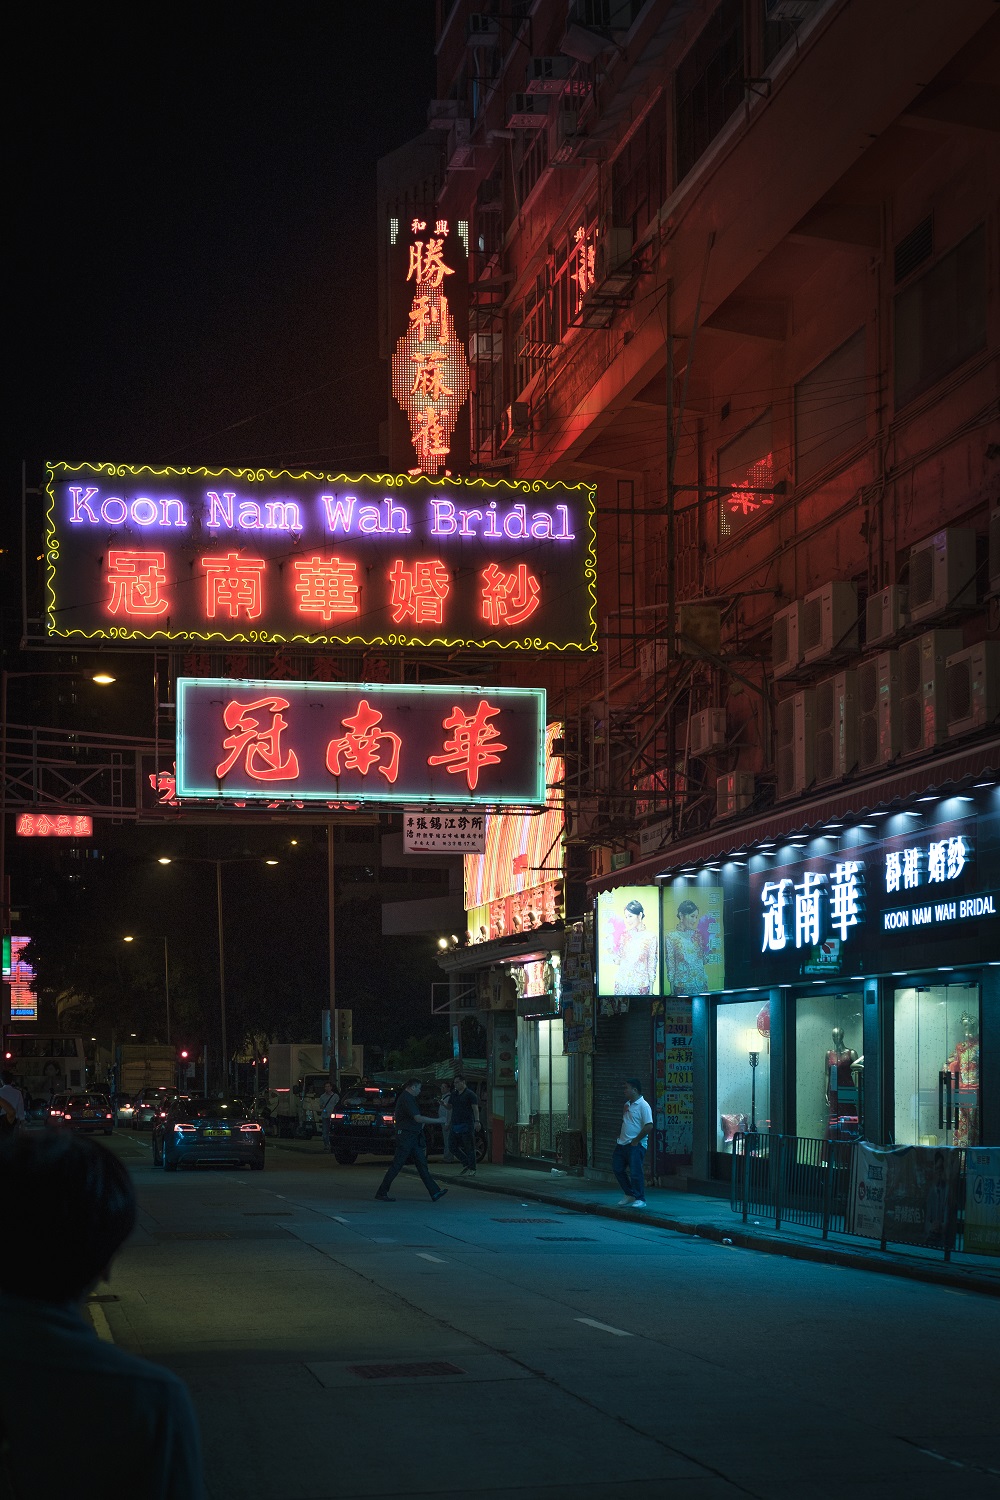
{"left": 156, "top": 855, "right": 278, "bottom": 1090}
{"left": 122, "top": 934, "right": 171, "bottom": 1045}
{"left": 748, "top": 1050, "right": 760, "bottom": 1136}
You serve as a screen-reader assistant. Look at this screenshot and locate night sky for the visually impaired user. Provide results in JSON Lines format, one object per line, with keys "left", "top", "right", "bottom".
{"left": 11, "top": 2, "right": 437, "bottom": 479}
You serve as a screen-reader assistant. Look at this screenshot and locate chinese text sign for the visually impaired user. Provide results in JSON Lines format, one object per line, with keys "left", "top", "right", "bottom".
{"left": 45, "top": 463, "right": 597, "bottom": 651}
{"left": 175, "top": 678, "right": 546, "bottom": 805}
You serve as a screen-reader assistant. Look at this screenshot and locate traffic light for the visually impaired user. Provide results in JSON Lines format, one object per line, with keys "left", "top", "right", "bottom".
{"left": 178, "top": 1049, "right": 189, "bottom": 1062}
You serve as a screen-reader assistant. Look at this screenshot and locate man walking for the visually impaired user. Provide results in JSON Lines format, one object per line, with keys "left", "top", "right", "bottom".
{"left": 375, "top": 1080, "right": 448, "bottom": 1202}
{"left": 0, "top": 1069, "right": 26, "bottom": 1133}
{"left": 438, "top": 1081, "right": 456, "bottom": 1162}
{"left": 448, "top": 1073, "right": 481, "bottom": 1175}
{"left": 318, "top": 1079, "right": 339, "bottom": 1150}
{"left": 613, "top": 1077, "right": 653, "bottom": 1208}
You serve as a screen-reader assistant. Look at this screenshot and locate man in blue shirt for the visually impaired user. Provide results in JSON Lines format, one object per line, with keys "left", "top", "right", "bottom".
{"left": 0, "top": 1131, "right": 205, "bottom": 1498}
{"left": 448, "top": 1074, "right": 481, "bottom": 1175}
{"left": 375, "top": 1080, "right": 448, "bottom": 1202}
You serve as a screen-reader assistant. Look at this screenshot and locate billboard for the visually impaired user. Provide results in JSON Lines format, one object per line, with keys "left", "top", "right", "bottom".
{"left": 45, "top": 462, "right": 596, "bottom": 651}
{"left": 175, "top": 678, "right": 546, "bottom": 806}
{"left": 662, "top": 885, "right": 725, "bottom": 995}
{"left": 5, "top": 937, "right": 38, "bottom": 1021}
{"left": 596, "top": 887, "right": 661, "bottom": 997}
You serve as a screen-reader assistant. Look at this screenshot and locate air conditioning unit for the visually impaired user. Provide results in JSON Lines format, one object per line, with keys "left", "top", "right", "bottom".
{"left": 989, "top": 509, "right": 1000, "bottom": 597}
{"left": 814, "top": 670, "right": 859, "bottom": 785}
{"left": 716, "top": 771, "right": 755, "bottom": 820}
{"left": 908, "top": 528, "right": 977, "bottom": 623}
{"left": 446, "top": 119, "right": 475, "bottom": 170}
{"left": 550, "top": 106, "right": 583, "bottom": 163}
{"left": 772, "top": 600, "right": 802, "bottom": 679}
{"left": 467, "top": 13, "right": 500, "bottom": 44}
{"left": 865, "top": 584, "right": 909, "bottom": 648}
{"left": 690, "top": 707, "right": 727, "bottom": 756}
{"left": 507, "top": 93, "right": 548, "bottom": 129}
{"left": 776, "top": 690, "right": 815, "bottom": 800}
{"left": 590, "top": 846, "right": 612, "bottom": 878}
{"left": 497, "top": 402, "right": 530, "bottom": 452}
{"left": 946, "top": 641, "right": 1000, "bottom": 738}
{"left": 639, "top": 640, "right": 668, "bottom": 681}
{"left": 800, "top": 581, "right": 859, "bottom": 666}
{"left": 898, "top": 629, "right": 964, "bottom": 756}
{"left": 593, "top": 227, "right": 633, "bottom": 293}
{"left": 526, "top": 56, "right": 573, "bottom": 93}
{"left": 857, "top": 651, "right": 901, "bottom": 771}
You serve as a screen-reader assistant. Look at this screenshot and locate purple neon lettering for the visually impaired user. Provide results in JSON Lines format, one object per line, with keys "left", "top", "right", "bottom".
{"left": 207, "top": 491, "right": 236, "bottom": 528}
{"left": 322, "top": 494, "right": 356, "bottom": 532}
{"left": 67, "top": 486, "right": 100, "bottom": 523}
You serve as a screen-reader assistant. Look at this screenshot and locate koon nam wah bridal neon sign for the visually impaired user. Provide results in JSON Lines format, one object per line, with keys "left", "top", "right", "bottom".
{"left": 45, "top": 463, "right": 597, "bottom": 651}
{"left": 175, "top": 678, "right": 547, "bottom": 806}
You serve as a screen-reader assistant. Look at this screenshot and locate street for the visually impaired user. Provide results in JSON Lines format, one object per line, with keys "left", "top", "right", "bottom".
{"left": 99, "top": 1135, "right": 1000, "bottom": 1500}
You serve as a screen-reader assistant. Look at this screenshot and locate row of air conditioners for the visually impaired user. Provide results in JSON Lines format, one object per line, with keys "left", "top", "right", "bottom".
{"left": 773, "top": 527, "right": 985, "bottom": 678}
{"left": 775, "top": 633, "right": 1000, "bottom": 799}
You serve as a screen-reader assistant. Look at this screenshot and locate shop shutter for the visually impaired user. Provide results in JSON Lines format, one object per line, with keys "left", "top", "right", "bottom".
{"left": 593, "top": 1003, "right": 653, "bottom": 1174}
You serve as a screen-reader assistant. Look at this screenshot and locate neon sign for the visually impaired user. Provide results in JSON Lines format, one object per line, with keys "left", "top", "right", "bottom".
{"left": 6, "top": 938, "right": 38, "bottom": 1021}
{"left": 390, "top": 216, "right": 470, "bottom": 477}
{"left": 46, "top": 463, "right": 597, "bottom": 651}
{"left": 176, "top": 678, "right": 546, "bottom": 805}
{"left": 16, "top": 813, "right": 93, "bottom": 837}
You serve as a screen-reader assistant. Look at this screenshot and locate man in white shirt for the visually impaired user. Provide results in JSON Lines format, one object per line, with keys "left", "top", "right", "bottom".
{"left": 613, "top": 1077, "right": 653, "bottom": 1208}
{"left": 0, "top": 1069, "right": 26, "bottom": 1131}
{"left": 318, "top": 1081, "right": 340, "bottom": 1149}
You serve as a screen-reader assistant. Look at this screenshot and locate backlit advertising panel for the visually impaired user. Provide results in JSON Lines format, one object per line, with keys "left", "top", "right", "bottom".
{"left": 175, "top": 678, "right": 546, "bottom": 806}
{"left": 45, "top": 463, "right": 597, "bottom": 651}
{"left": 596, "top": 886, "right": 661, "bottom": 997}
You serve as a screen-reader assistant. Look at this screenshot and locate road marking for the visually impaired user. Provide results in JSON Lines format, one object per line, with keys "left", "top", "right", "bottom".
{"left": 372, "top": 1237, "right": 396, "bottom": 1243}
{"left": 575, "top": 1317, "right": 633, "bottom": 1338}
{"left": 88, "top": 1304, "right": 115, "bottom": 1343}
{"left": 332, "top": 1215, "right": 350, "bottom": 1225}
{"left": 417, "top": 1252, "right": 447, "bottom": 1264}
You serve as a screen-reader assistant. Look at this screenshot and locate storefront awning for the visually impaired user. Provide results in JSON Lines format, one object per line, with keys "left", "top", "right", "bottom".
{"left": 589, "top": 737, "right": 1000, "bottom": 894}
{"left": 435, "top": 921, "right": 564, "bottom": 972}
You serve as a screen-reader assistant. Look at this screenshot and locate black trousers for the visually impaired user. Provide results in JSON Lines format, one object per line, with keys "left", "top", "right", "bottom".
{"left": 378, "top": 1135, "right": 440, "bottom": 1198}
{"left": 449, "top": 1125, "right": 476, "bottom": 1171}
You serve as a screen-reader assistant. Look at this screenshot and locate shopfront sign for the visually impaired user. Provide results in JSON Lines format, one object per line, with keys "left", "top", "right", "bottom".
{"left": 403, "top": 809, "right": 486, "bottom": 853}
{"left": 45, "top": 462, "right": 597, "bottom": 651}
{"left": 176, "top": 678, "right": 546, "bottom": 805}
{"left": 16, "top": 812, "right": 93, "bottom": 837}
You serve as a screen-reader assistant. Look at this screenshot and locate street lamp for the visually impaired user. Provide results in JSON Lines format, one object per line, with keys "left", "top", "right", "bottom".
{"left": 156, "top": 855, "right": 278, "bottom": 1089}
{"left": 122, "top": 933, "right": 171, "bottom": 1045}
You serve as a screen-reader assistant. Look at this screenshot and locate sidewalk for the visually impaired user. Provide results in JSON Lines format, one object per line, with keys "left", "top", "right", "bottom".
{"left": 443, "top": 1160, "right": 1000, "bottom": 1297}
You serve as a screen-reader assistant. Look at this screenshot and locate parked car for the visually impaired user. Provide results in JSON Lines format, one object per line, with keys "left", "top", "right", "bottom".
{"left": 46, "top": 1092, "right": 72, "bottom": 1124}
{"left": 132, "top": 1086, "right": 174, "bottom": 1130}
{"left": 58, "top": 1092, "right": 114, "bottom": 1136}
{"left": 327, "top": 1083, "right": 486, "bottom": 1165}
{"left": 152, "top": 1096, "right": 265, "bottom": 1172}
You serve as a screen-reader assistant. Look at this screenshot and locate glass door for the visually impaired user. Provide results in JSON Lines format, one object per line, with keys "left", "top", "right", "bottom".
{"left": 893, "top": 983, "right": 980, "bottom": 1146}
{"left": 537, "top": 1017, "right": 569, "bottom": 1153}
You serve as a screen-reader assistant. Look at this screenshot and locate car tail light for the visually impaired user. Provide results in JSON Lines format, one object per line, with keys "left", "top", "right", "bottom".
{"left": 238, "top": 1123, "right": 262, "bottom": 1133}
{"left": 173, "top": 1123, "right": 196, "bottom": 1134}
{"left": 63, "top": 1113, "right": 72, "bottom": 1120}
{"left": 106, "top": 1113, "right": 113, "bottom": 1119}
{"left": 381, "top": 1114, "right": 394, "bottom": 1123}
{"left": 333, "top": 1112, "right": 345, "bottom": 1119}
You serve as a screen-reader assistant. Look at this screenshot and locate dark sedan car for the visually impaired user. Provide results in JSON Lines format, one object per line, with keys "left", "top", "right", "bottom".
{"left": 152, "top": 1096, "right": 265, "bottom": 1171}
{"left": 132, "top": 1087, "right": 174, "bottom": 1130}
{"left": 328, "top": 1084, "right": 486, "bottom": 1165}
{"left": 59, "top": 1092, "right": 114, "bottom": 1136}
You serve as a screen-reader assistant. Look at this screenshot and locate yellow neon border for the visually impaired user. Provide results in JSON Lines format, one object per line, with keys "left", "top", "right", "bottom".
{"left": 45, "top": 461, "right": 598, "bottom": 652}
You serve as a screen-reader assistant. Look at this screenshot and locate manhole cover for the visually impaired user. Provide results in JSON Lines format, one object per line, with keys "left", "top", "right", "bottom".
{"left": 535, "top": 1235, "right": 595, "bottom": 1242}
{"left": 348, "top": 1361, "right": 464, "bottom": 1380}
{"left": 492, "top": 1218, "right": 556, "bottom": 1224}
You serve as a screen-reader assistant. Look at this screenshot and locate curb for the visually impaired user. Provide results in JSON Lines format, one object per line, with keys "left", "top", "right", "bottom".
{"left": 449, "top": 1174, "right": 1000, "bottom": 1298}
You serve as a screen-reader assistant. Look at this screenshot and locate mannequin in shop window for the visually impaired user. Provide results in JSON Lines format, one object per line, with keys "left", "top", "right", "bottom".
{"left": 825, "top": 1026, "right": 860, "bottom": 1138}
{"left": 946, "top": 1012, "right": 979, "bottom": 1147}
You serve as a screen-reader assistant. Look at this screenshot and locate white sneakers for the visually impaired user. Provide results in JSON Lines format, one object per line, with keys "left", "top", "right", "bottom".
{"left": 617, "top": 1196, "right": 634, "bottom": 1206}
{"left": 631, "top": 1199, "right": 647, "bottom": 1208}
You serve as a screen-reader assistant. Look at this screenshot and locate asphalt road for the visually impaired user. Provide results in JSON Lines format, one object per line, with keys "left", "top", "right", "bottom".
{"left": 102, "top": 1132, "right": 1000, "bottom": 1500}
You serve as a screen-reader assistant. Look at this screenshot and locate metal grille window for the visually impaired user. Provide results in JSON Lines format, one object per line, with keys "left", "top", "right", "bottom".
{"left": 675, "top": 0, "right": 744, "bottom": 183}
{"left": 516, "top": 128, "right": 549, "bottom": 206}
{"left": 893, "top": 224, "right": 986, "bottom": 409}
{"left": 611, "top": 101, "right": 668, "bottom": 243}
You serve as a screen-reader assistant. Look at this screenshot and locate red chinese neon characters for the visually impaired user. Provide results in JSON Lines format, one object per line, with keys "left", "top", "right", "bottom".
{"left": 325, "top": 700, "right": 402, "bottom": 784}
{"left": 201, "top": 554, "right": 265, "bottom": 619}
{"left": 406, "top": 236, "right": 455, "bottom": 290}
{"left": 388, "top": 558, "right": 451, "bottom": 626}
{"left": 427, "top": 700, "right": 507, "bottom": 791}
{"left": 107, "top": 551, "right": 169, "bottom": 616}
{"left": 216, "top": 698, "right": 301, "bottom": 781}
{"left": 480, "top": 563, "right": 541, "bottom": 628}
{"left": 727, "top": 454, "right": 775, "bottom": 517}
{"left": 293, "top": 555, "right": 360, "bottom": 621}
{"left": 16, "top": 813, "right": 93, "bottom": 837}
{"left": 392, "top": 216, "right": 470, "bottom": 477}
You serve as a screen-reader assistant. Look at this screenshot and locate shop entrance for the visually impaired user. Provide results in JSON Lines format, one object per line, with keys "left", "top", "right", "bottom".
{"left": 517, "top": 1015, "right": 569, "bottom": 1156}
{"left": 794, "top": 991, "right": 864, "bottom": 1141}
{"left": 893, "top": 982, "right": 980, "bottom": 1147}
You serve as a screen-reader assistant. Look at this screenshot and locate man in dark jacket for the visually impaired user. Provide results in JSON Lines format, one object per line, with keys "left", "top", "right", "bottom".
{"left": 375, "top": 1080, "right": 448, "bottom": 1203}
{"left": 448, "top": 1074, "right": 481, "bottom": 1176}
{"left": 0, "top": 1130, "right": 205, "bottom": 1498}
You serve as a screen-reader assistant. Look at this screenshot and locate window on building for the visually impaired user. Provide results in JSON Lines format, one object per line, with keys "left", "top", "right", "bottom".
{"left": 611, "top": 100, "right": 668, "bottom": 243}
{"left": 717, "top": 408, "right": 774, "bottom": 541}
{"left": 513, "top": 272, "right": 551, "bottom": 396}
{"left": 716, "top": 998, "right": 769, "bottom": 1152}
{"left": 675, "top": 0, "right": 744, "bottom": 183}
{"left": 794, "top": 328, "right": 868, "bottom": 485}
{"left": 794, "top": 992, "right": 864, "bottom": 1141}
{"left": 893, "top": 224, "right": 986, "bottom": 409}
{"left": 760, "top": 3, "right": 802, "bottom": 70}
{"left": 515, "top": 128, "right": 549, "bottom": 208}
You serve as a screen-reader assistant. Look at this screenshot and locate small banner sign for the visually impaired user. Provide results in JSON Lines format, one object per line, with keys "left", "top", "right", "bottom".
{"left": 404, "top": 810, "right": 486, "bottom": 853}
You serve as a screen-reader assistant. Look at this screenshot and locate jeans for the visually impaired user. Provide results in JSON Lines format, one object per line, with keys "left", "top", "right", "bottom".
{"left": 449, "top": 1124, "right": 476, "bottom": 1171}
{"left": 612, "top": 1140, "right": 646, "bottom": 1200}
{"left": 377, "top": 1135, "right": 441, "bottom": 1198}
